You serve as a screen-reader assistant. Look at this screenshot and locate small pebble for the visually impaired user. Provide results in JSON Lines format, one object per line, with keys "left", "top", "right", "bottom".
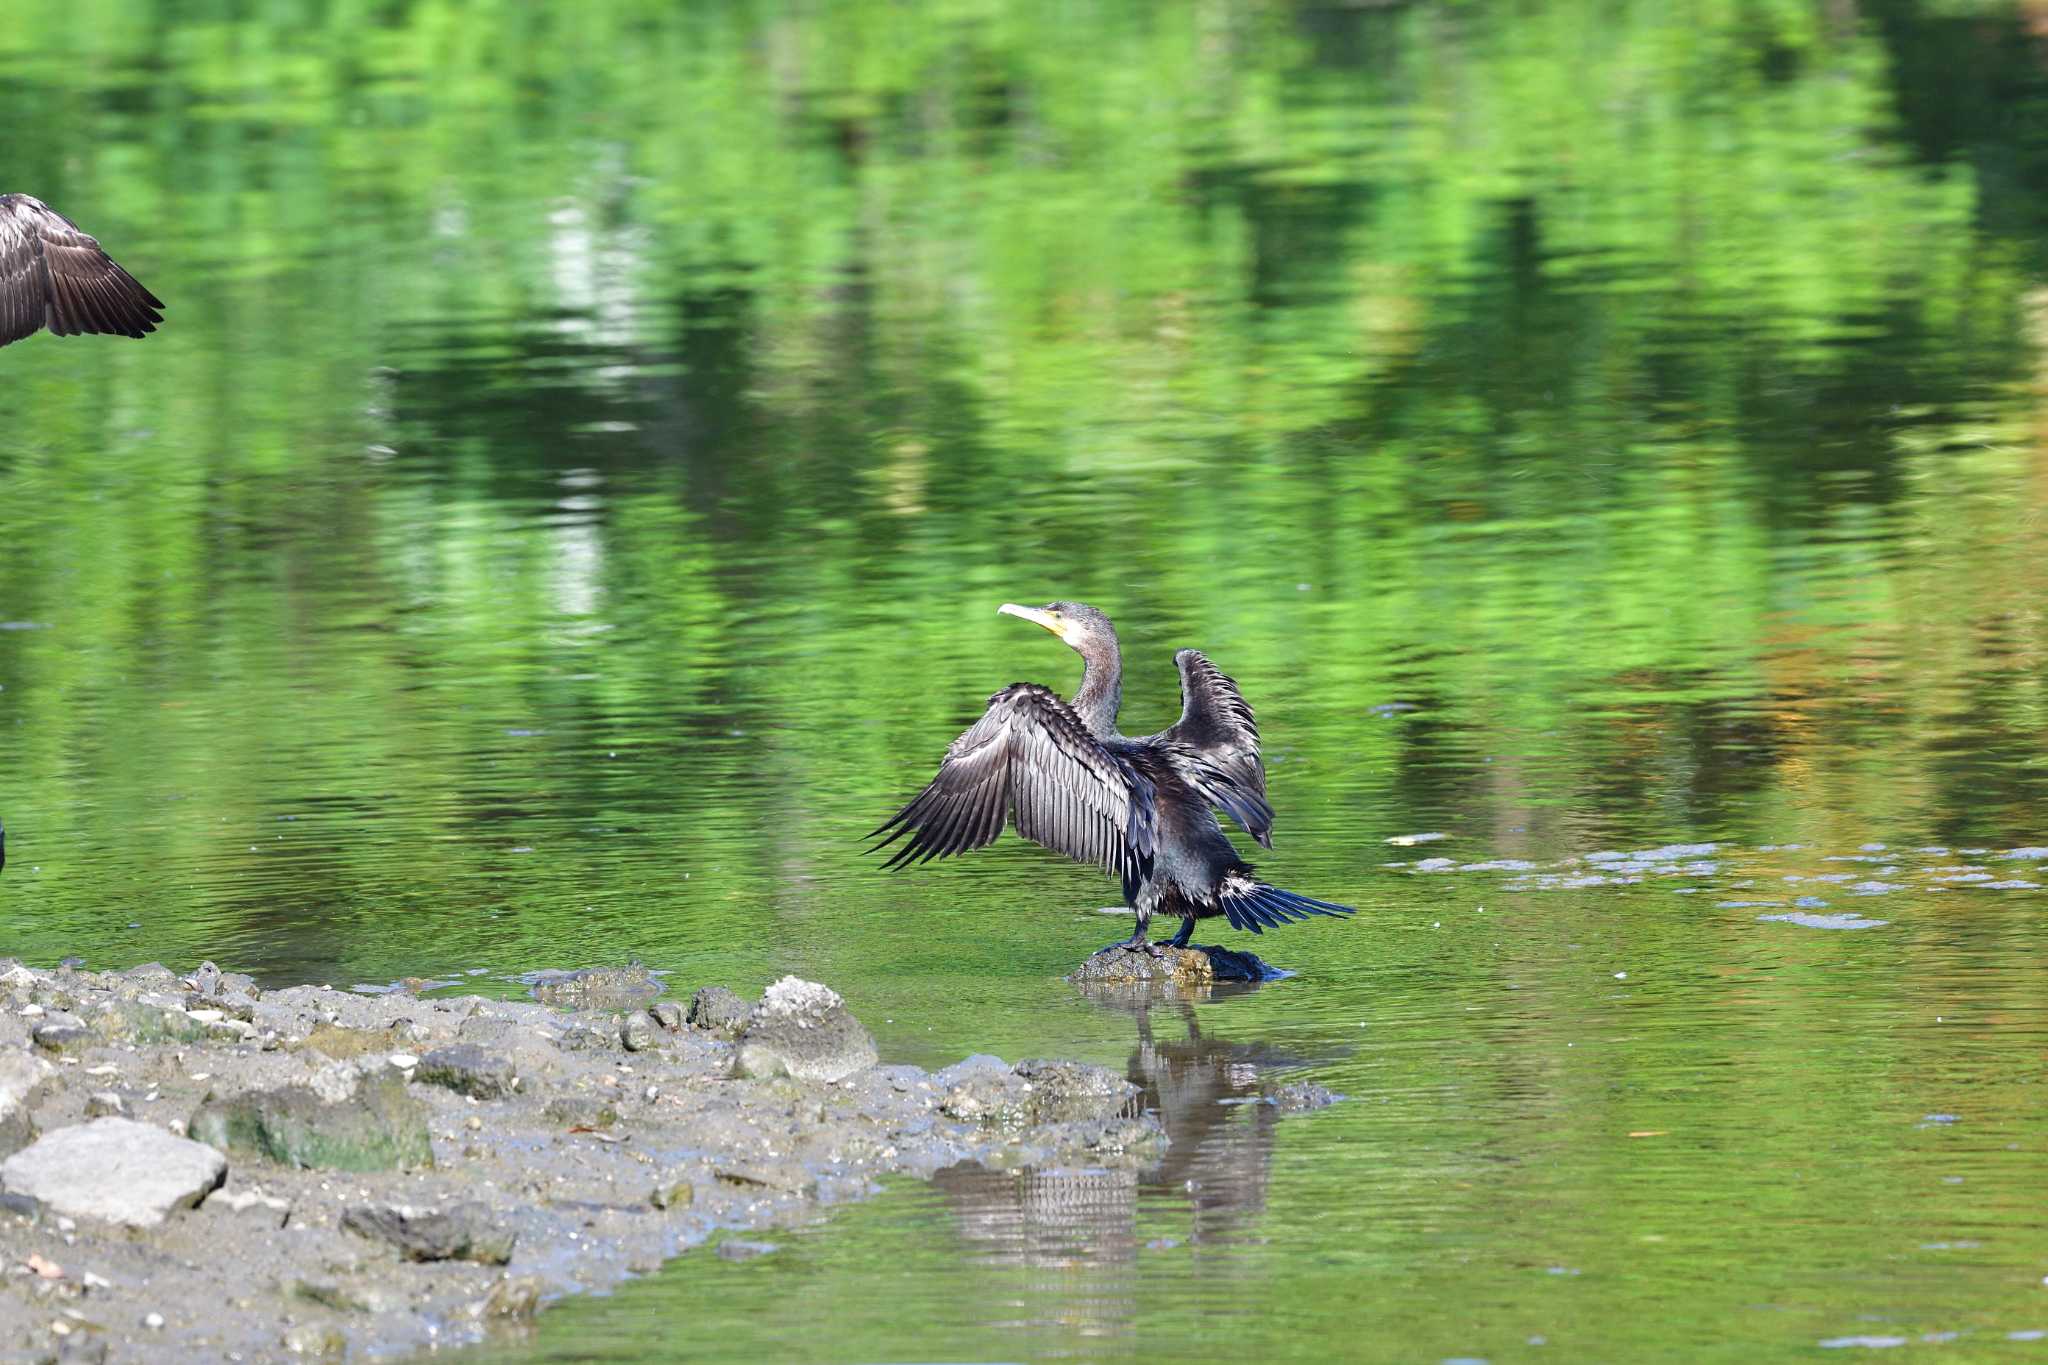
{"left": 143, "top": 1312, "right": 164, "bottom": 1330}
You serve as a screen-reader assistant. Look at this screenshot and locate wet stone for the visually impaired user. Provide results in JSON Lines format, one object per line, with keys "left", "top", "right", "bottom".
{"left": 1067, "top": 943, "right": 1280, "bottom": 986}
{"left": 529, "top": 964, "right": 663, "bottom": 1011}
{"left": 1012, "top": 1059, "right": 1142, "bottom": 1124}
{"left": 686, "top": 986, "right": 749, "bottom": 1037}
{"left": 716, "top": 1239, "right": 778, "bottom": 1261}
{"left": 413, "top": 1044, "right": 517, "bottom": 1101}
{"left": 713, "top": 1160, "right": 816, "bottom": 1196}
{"left": 341, "top": 1200, "right": 516, "bottom": 1264}
{"left": 1269, "top": 1081, "right": 1343, "bottom": 1111}
{"left": 649, "top": 1001, "right": 685, "bottom": 1032}
{"left": 480, "top": 1274, "right": 544, "bottom": 1320}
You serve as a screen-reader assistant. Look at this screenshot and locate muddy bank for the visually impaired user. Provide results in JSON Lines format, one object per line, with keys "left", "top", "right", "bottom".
{"left": 0, "top": 960, "right": 1170, "bottom": 1363}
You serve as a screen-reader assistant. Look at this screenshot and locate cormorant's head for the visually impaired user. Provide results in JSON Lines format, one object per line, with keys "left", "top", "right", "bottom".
{"left": 998, "top": 600, "right": 1118, "bottom": 657}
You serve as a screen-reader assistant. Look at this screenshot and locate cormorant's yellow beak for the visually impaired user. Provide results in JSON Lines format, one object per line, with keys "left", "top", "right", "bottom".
{"left": 999, "top": 602, "right": 1071, "bottom": 643}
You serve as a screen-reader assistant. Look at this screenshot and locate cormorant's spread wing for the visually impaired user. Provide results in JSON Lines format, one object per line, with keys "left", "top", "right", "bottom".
{"left": 871, "top": 683, "right": 1156, "bottom": 894}
{"left": 0, "top": 195, "right": 164, "bottom": 348}
{"left": 1160, "top": 648, "right": 1273, "bottom": 847}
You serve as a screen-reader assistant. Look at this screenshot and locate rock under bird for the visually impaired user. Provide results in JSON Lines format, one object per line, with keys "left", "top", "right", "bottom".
{"left": 0, "top": 195, "right": 163, "bottom": 348}
{"left": 870, "top": 602, "right": 1353, "bottom": 951}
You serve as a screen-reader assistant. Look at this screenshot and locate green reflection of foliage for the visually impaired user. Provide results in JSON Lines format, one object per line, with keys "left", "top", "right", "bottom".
{"left": 0, "top": 0, "right": 2041, "bottom": 976}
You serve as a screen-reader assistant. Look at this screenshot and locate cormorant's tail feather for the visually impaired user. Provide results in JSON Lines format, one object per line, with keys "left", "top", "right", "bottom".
{"left": 1219, "top": 882, "right": 1353, "bottom": 935}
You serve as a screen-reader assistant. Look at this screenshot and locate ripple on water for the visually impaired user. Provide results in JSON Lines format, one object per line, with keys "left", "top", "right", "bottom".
{"left": 1757, "top": 912, "right": 1889, "bottom": 930}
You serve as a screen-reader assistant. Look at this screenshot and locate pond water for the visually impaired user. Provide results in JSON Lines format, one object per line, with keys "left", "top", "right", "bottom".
{"left": 6, "top": 1, "right": 2048, "bottom": 1360}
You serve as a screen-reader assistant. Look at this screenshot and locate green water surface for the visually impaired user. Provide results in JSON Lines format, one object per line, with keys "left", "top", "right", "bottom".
{"left": 5, "top": 1, "right": 2048, "bottom": 1360}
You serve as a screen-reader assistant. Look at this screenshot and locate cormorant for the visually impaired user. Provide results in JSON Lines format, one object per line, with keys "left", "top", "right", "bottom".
{"left": 0, "top": 195, "right": 163, "bottom": 348}
{"left": 871, "top": 602, "right": 1353, "bottom": 951}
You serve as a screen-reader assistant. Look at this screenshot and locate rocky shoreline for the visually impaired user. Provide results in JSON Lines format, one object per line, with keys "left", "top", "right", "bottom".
{"left": 0, "top": 957, "right": 1194, "bottom": 1363}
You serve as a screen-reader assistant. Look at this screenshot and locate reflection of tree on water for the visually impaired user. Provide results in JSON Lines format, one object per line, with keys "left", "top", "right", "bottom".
{"left": 930, "top": 980, "right": 1328, "bottom": 1345}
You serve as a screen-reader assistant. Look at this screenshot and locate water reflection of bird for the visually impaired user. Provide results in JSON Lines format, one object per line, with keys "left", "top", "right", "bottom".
{"left": 0, "top": 196, "right": 163, "bottom": 347}
{"left": 871, "top": 601, "right": 1353, "bottom": 950}
{"left": 932, "top": 981, "right": 1307, "bottom": 1305}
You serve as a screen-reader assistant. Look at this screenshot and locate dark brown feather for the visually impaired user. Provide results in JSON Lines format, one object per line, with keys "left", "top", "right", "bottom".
{"left": 0, "top": 194, "right": 163, "bottom": 348}
{"left": 871, "top": 683, "right": 1156, "bottom": 892}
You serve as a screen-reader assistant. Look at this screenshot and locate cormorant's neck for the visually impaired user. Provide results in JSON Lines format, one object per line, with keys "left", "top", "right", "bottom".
{"left": 1070, "top": 638, "right": 1123, "bottom": 737}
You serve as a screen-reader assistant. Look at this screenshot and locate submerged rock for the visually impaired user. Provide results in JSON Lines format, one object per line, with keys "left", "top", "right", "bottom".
{"left": 0, "top": 1118, "right": 225, "bottom": 1227}
{"left": 731, "top": 977, "right": 877, "bottom": 1083}
{"left": 936, "top": 1056, "right": 1140, "bottom": 1127}
{"left": 529, "top": 964, "right": 663, "bottom": 1010}
{"left": 1012, "top": 1059, "right": 1142, "bottom": 1124}
{"left": 1067, "top": 943, "right": 1281, "bottom": 986}
{"left": 342, "top": 1201, "right": 515, "bottom": 1264}
{"left": 189, "top": 1068, "right": 432, "bottom": 1171}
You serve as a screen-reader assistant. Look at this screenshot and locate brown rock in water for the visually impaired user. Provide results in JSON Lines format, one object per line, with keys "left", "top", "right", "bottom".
{"left": 1065, "top": 943, "right": 1281, "bottom": 985}
{"left": 528, "top": 965, "right": 662, "bottom": 1010}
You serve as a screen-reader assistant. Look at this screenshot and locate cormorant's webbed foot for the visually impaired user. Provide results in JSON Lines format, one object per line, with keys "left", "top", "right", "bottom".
{"left": 1151, "top": 917, "right": 1195, "bottom": 951}
{"left": 1104, "top": 926, "right": 1170, "bottom": 958}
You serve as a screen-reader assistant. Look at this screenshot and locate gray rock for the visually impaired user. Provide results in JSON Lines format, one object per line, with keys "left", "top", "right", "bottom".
{"left": 621, "top": 1012, "right": 658, "bottom": 1052}
{"left": 687, "top": 986, "right": 749, "bottom": 1036}
{"left": 341, "top": 1201, "right": 516, "bottom": 1264}
{"left": 413, "top": 1044, "right": 516, "bottom": 1101}
{"left": 649, "top": 1173, "right": 696, "bottom": 1209}
{"left": 1013, "top": 1059, "right": 1141, "bottom": 1123}
{"left": 90, "top": 1000, "right": 211, "bottom": 1045}
{"left": 731, "top": 977, "right": 877, "bottom": 1084}
{"left": 31, "top": 1019, "right": 91, "bottom": 1054}
{"left": 0, "top": 1118, "right": 226, "bottom": 1227}
{"left": 557, "top": 1020, "right": 617, "bottom": 1051}
{"left": 713, "top": 1160, "right": 816, "bottom": 1196}
{"left": 541, "top": 1096, "right": 618, "bottom": 1129}
{"left": 649, "top": 1001, "right": 685, "bottom": 1032}
{"left": 936, "top": 1055, "right": 1032, "bottom": 1123}
{"left": 189, "top": 1068, "right": 432, "bottom": 1171}
{"left": 529, "top": 965, "right": 662, "bottom": 1010}
{"left": 0, "top": 1049, "right": 54, "bottom": 1154}
{"left": 83, "top": 1091, "right": 127, "bottom": 1119}
{"left": 1066, "top": 943, "right": 1280, "bottom": 985}
{"left": 479, "top": 1275, "right": 543, "bottom": 1319}
{"left": 202, "top": 1185, "right": 292, "bottom": 1228}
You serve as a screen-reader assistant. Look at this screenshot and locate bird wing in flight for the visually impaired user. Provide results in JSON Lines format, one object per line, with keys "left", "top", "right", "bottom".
{"left": 871, "top": 683, "right": 1156, "bottom": 896}
{"left": 1158, "top": 648, "right": 1273, "bottom": 847}
{"left": 0, "top": 195, "right": 164, "bottom": 348}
